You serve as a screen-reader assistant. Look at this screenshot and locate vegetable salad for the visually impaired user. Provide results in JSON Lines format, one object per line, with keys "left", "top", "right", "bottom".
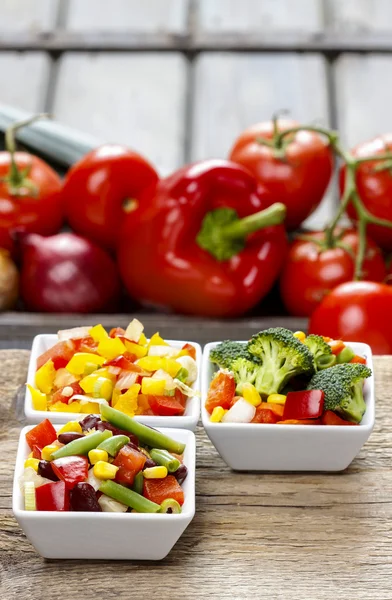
{"left": 20, "top": 406, "right": 187, "bottom": 513}
{"left": 206, "top": 328, "right": 371, "bottom": 425}
{"left": 29, "top": 319, "right": 198, "bottom": 417}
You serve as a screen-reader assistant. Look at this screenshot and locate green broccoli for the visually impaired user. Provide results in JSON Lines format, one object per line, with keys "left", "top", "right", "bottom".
{"left": 306, "top": 363, "right": 371, "bottom": 423}
{"left": 230, "top": 357, "right": 258, "bottom": 394}
{"left": 303, "top": 334, "right": 335, "bottom": 371}
{"left": 210, "top": 341, "right": 253, "bottom": 370}
{"left": 247, "top": 327, "right": 314, "bottom": 396}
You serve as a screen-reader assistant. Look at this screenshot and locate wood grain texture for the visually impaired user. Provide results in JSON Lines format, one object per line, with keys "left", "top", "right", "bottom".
{"left": 1, "top": 349, "right": 392, "bottom": 600}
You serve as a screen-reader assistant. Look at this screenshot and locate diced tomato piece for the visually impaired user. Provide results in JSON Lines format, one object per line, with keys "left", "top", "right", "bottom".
{"left": 329, "top": 340, "right": 346, "bottom": 355}
{"left": 205, "top": 371, "right": 236, "bottom": 414}
{"left": 25, "top": 419, "right": 57, "bottom": 450}
{"left": 73, "top": 336, "right": 98, "bottom": 354}
{"left": 35, "top": 480, "right": 70, "bottom": 511}
{"left": 350, "top": 355, "right": 367, "bottom": 365}
{"left": 143, "top": 475, "right": 184, "bottom": 506}
{"left": 174, "top": 388, "right": 187, "bottom": 407}
{"left": 105, "top": 354, "right": 141, "bottom": 371}
{"left": 109, "top": 327, "right": 125, "bottom": 338}
{"left": 321, "top": 410, "right": 359, "bottom": 426}
{"left": 37, "top": 340, "right": 75, "bottom": 370}
{"left": 51, "top": 382, "right": 83, "bottom": 405}
{"left": 277, "top": 419, "right": 322, "bottom": 425}
{"left": 148, "top": 395, "right": 185, "bottom": 416}
{"left": 51, "top": 456, "right": 89, "bottom": 489}
{"left": 113, "top": 445, "right": 146, "bottom": 486}
{"left": 283, "top": 390, "right": 325, "bottom": 420}
{"left": 32, "top": 445, "right": 42, "bottom": 459}
{"left": 262, "top": 403, "right": 284, "bottom": 418}
{"left": 251, "top": 407, "right": 278, "bottom": 424}
{"left": 182, "top": 343, "right": 196, "bottom": 360}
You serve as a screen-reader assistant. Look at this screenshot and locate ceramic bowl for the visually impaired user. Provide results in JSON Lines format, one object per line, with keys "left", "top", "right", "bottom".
{"left": 25, "top": 334, "right": 202, "bottom": 429}
{"left": 13, "top": 426, "right": 195, "bottom": 560}
{"left": 201, "top": 341, "right": 375, "bottom": 472}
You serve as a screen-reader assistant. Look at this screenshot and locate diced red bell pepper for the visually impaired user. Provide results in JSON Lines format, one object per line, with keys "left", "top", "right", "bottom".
{"left": 109, "top": 327, "right": 125, "bottom": 338}
{"left": 51, "top": 382, "right": 84, "bottom": 405}
{"left": 51, "top": 456, "right": 89, "bottom": 489}
{"left": 113, "top": 445, "right": 146, "bottom": 486}
{"left": 37, "top": 340, "right": 75, "bottom": 370}
{"left": 205, "top": 371, "right": 236, "bottom": 413}
{"left": 262, "top": 403, "right": 284, "bottom": 418}
{"left": 329, "top": 340, "right": 346, "bottom": 355}
{"left": 174, "top": 389, "right": 187, "bottom": 408}
{"left": 143, "top": 475, "right": 184, "bottom": 506}
{"left": 73, "top": 336, "right": 98, "bottom": 354}
{"left": 350, "top": 355, "right": 367, "bottom": 365}
{"left": 277, "top": 419, "right": 322, "bottom": 425}
{"left": 25, "top": 419, "right": 57, "bottom": 450}
{"left": 105, "top": 354, "right": 141, "bottom": 371}
{"left": 35, "top": 480, "right": 70, "bottom": 511}
{"left": 251, "top": 407, "right": 278, "bottom": 424}
{"left": 321, "top": 411, "right": 359, "bottom": 426}
{"left": 32, "top": 445, "right": 42, "bottom": 459}
{"left": 282, "top": 390, "right": 325, "bottom": 421}
{"left": 148, "top": 394, "right": 185, "bottom": 416}
{"left": 182, "top": 343, "right": 196, "bottom": 360}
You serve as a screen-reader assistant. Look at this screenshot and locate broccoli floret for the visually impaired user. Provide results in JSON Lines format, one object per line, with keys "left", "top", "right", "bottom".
{"left": 247, "top": 327, "right": 314, "bottom": 396}
{"left": 210, "top": 341, "right": 253, "bottom": 370}
{"left": 307, "top": 363, "right": 371, "bottom": 423}
{"left": 303, "top": 334, "right": 334, "bottom": 370}
{"left": 230, "top": 357, "right": 258, "bottom": 394}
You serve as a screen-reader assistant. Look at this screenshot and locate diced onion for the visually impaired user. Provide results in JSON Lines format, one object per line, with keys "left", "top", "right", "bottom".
{"left": 87, "top": 467, "right": 103, "bottom": 491}
{"left": 148, "top": 345, "right": 179, "bottom": 358}
{"left": 69, "top": 394, "right": 109, "bottom": 406}
{"left": 98, "top": 494, "right": 128, "bottom": 513}
{"left": 151, "top": 369, "right": 176, "bottom": 391}
{"left": 221, "top": 398, "right": 256, "bottom": 423}
{"left": 107, "top": 366, "right": 121, "bottom": 376}
{"left": 19, "top": 467, "right": 51, "bottom": 492}
{"left": 115, "top": 371, "right": 139, "bottom": 390}
{"left": 175, "top": 355, "right": 198, "bottom": 384}
{"left": 124, "top": 318, "right": 144, "bottom": 343}
{"left": 53, "top": 368, "right": 78, "bottom": 389}
{"left": 173, "top": 379, "right": 200, "bottom": 398}
{"left": 58, "top": 326, "right": 92, "bottom": 341}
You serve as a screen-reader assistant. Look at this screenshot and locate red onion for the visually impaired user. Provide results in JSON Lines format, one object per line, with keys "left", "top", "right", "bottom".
{"left": 19, "top": 232, "right": 121, "bottom": 312}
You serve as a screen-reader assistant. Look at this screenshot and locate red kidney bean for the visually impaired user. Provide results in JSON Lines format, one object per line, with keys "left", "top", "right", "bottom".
{"left": 144, "top": 458, "right": 157, "bottom": 469}
{"left": 70, "top": 483, "right": 101, "bottom": 512}
{"left": 57, "top": 432, "right": 84, "bottom": 444}
{"left": 173, "top": 464, "right": 188, "bottom": 485}
{"left": 79, "top": 414, "right": 101, "bottom": 431}
{"left": 38, "top": 460, "right": 59, "bottom": 481}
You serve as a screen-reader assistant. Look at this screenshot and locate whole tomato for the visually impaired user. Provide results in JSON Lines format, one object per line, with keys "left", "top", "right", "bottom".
{"left": 63, "top": 145, "right": 159, "bottom": 250}
{"left": 229, "top": 118, "right": 334, "bottom": 230}
{"left": 309, "top": 281, "right": 392, "bottom": 355}
{"left": 0, "top": 152, "right": 63, "bottom": 253}
{"left": 280, "top": 229, "right": 386, "bottom": 317}
{"left": 341, "top": 134, "right": 392, "bottom": 251}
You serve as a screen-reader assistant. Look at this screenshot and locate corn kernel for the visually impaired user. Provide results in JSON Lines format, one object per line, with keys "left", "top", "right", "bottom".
{"left": 143, "top": 466, "right": 168, "bottom": 479}
{"left": 24, "top": 458, "right": 40, "bottom": 471}
{"left": 293, "top": 331, "right": 306, "bottom": 342}
{"left": 242, "top": 383, "right": 262, "bottom": 407}
{"left": 267, "top": 394, "right": 287, "bottom": 405}
{"left": 210, "top": 406, "right": 227, "bottom": 422}
{"left": 58, "top": 421, "right": 83, "bottom": 435}
{"left": 41, "top": 443, "right": 61, "bottom": 461}
{"left": 88, "top": 449, "right": 109, "bottom": 465}
{"left": 141, "top": 377, "right": 166, "bottom": 396}
{"left": 93, "top": 461, "right": 119, "bottom": 480}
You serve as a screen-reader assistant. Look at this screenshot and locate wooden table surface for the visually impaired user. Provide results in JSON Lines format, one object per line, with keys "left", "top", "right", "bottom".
{"left": 1, "top": 345, "right": 391, "bottom": 600}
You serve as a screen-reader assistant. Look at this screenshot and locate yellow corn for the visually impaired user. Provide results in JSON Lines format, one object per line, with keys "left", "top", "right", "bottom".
{"left": 242, "top": 383, "right": 262, "bottom": 407}
{"left": 41, "top": 444, "right": 61, "bottom": 461}
{"left": 35, "top": 360, "right": 56, "bottom": 394}
{"left": 143, "top": 466, "right": 168, "bottom": 479}
{"left": 97, "top": 337, "right": 126, "bottom": 360}
{"left": 123, "top": 340, "right": 148, "bottom": 358}
{"left": 24, "top": 458, "right": 40, "bottom": 471}
{"left": 49, "top": 401, "right": 81, "bottom": 413}
{"left": 88, "top": 449, "right": 109, "bottom": 465}
{"left": 148, "top": 332, "right": 168, "bottom": 347}
{"left": 210, "top": 406, "right": 227, "bottom": 422}
{"left": 267, "top": 394, "right": 287, "bottom": 405}
{"left": 293, "top": 331, "right": 306, "bottom": 342}
{"left": 66, "top": 353, "right": 106, "bottom": 375}
{"left": 93, "top": 461, "right": 119, "bottom": 480}
{"left": 141, "top": 377, "right": 166, "bottom": 396}
{"left": 89, "top": 324, "right": 108, "bottom": 342}
{"left": 58, "top": 421, "right": 83, "bottom": 435}
{"left": 138, "top": 333, "right": 148, "bottom": 346}
{"left": 27, "top": 384, "right": 47, "bottom": 411}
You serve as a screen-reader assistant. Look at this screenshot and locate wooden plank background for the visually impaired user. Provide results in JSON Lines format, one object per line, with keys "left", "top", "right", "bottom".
{"left": 0, "top": 0, "right": 392, "bottom": 228}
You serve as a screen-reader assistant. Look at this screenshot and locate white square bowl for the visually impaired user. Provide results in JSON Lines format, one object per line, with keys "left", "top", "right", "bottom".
{"left": 13, "top": 426, "right": 195, "bottom": 560}
{"left": 25, "top": 334, "right": 202, "bottom": 429}
{"left": 201, "top": 341, "right": 375, "bottom": 472}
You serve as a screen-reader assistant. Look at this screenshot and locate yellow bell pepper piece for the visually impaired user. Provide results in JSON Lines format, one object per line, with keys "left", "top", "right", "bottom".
{"left": 89, "top": 324, "right": 109, "bottom": 342}
{"left": 58, "top": 421, "right": 82, "bottom": 435}
{"left": 137, "top": 356, "right": 181, "bottom": 377}
{"left": 138, "top": 333, "right": 148, "bottom": 346}
{"left": 161, "top": 358, "right": 182, "bottom": 378}
{"left": 80, "top": 373, "right": 114, "bottom": 398}
{"left": 141, "top": 377, "right": 166, "bottom": 396}
{"left": 123, "top": 340, "right": 147, "bottom": 358}
{"left": 27, "top": 384, "right": 47, "bottom": 411}
{"left": 114, "top": 384, "right": 140, "bottom": 417}
{"left": 49, "top": 401, "right": 82, "bottom": 413}
{"left": 24, "top": 458, "right": 40, "bottom": 471}
{"left": 148, "top": 332, "right": 168, "bottom": 347}
{"left": 111, "top": 387, "right": 121, "bottom": 407}
{"left": 97, "top": 337, "right": 126, "bottom": 360}
{"left": 66, "top": 353, "right": 106, "bottom": 375}
{"left": 35, "top": 360, "right": 56, "bottom": 394}
{"left": 93, "top": 367, "right": 116, "bottom": 380}
{"left": 80, "top": 402, "right": 101, "bottom": 414}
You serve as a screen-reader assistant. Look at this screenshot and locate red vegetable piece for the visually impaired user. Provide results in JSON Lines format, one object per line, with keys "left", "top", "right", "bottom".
{"left": 321, "top": 411, "right": 359, "bottom": 426}
{"left": 105, "top": 355, "right": 141, "bottom": 371}
{"left": 25, "top": 419, "right": 57, "bottom": 450}
{"left": 283, "top": 390, "right": 325, "bottom": 421}
{"left": 37, "top": 340, "right": 75, "bottom": 370}
{"left": 32, "top": 445, "right": 42, "bottom": 459}
{"left": 350, "top": 355, "right": 367, "bottom": 365}
{"left": 182, "top": 343, "right": 196, "bottom": 360}
{"left": 143, "top": 475, "right": 185, "bottom": 506}
{"left": 109, "top": 327, "right": 125, "bottom": 338}
{"left": 205, "top": 371, "right": 236, "bottom": 413}
{"left": 277, "top": 419, "right": 322, "bottom": 425}
{"left": 251, "top": 407, "right": 278, "bottom": 424}
{"left": 329, "top": 340, "right": 345, "bottom": 355}
{"left": 148, "top": 394, "right": 185, "bottom": 416}
{"left": 51, "top": 382, "right": 84, "bottom": 405}
{"left": 113, "top": 445, "right": 146, "bottom": 486}
{"left": 51, "top": 456, "right": 89, "bottom": 489}
{"left": 73, "top": 336, "right": 99, "bottom": 354}
{"left": 35, "top": 480, "right": 70, "bottom": 511}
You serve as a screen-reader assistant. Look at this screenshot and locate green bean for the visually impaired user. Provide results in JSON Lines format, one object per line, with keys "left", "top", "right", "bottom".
{"left": 150, "top": 449, "right": 181, "bottom": 473}
{"left": 97, "top": 435, "right": 129, "bottom": 457}
{"left": 51, "top": 430, "right": 112, "bottom": 460}
{"left": 100, "top": 405, "right": 186, "bottom": 454}
{"left": 336, "top": 346, "right": 355, "bottom": 364}
{"left": 159, "top": 499, "right": 182, "bottom": 514}
{"left": 316, "top": 354, "right": 337, "bottom": 370}
{"left": 132, "top": 471, "right": 144, "bottom": 495}
{"left": 99, "top": 480, "right": 160, "bottom": 513}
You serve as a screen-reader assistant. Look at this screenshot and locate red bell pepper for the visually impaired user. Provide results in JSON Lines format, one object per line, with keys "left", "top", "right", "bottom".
{"left": 321, "top": 411, "right": 359, "bottom": 426}
{"left": 113, "top": 445, "right": 146, "bottom": 486}
{"left": 51, "top": 382, "right": 84, "bottom": 405}
{"left": 118, "top": 160, "right": 287, "bottom": 317}
{"left": 350, "top": 355, "right": 367, "bottom": 365}
{"left": 251, "top": 407, "right": 278, "bottom": 424}
{"left": 205, "top": 371, "right": 236, "bottom": 413}
{"left": 25, "top": 419, "right": 57, "bottom": 450}
{"left": 282, "top": 390, "right": 325, "bottom": 421}
{"left": 35, "top": 480, "right": 70, "bottom": 511}
{"left": 148, "top": 394, "right": 185, "bottom": 416}
{"left": 105, "top": 355, "right": 141, "bottom": 371}
{"left": 32, "top": 445, "right": 42, "bottom": 459}
{"left": 143, "top": 475, "right": 184, "bottom": 506}
{"left": 51, "top": 456, "right": 89, "bottom": 488}
{"left": 37, "top": 340, "right": 75, "bottom": 370}
{"left": 182, "top": 343, "right": 196, "bottom": 360}
{"left": 277, "top": 419, "right": 322, "bottom": 425}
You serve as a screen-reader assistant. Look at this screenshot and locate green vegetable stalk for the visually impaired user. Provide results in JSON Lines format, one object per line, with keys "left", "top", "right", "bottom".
{"left": 99, "top": 480, "right": 160, "bottom": 513}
